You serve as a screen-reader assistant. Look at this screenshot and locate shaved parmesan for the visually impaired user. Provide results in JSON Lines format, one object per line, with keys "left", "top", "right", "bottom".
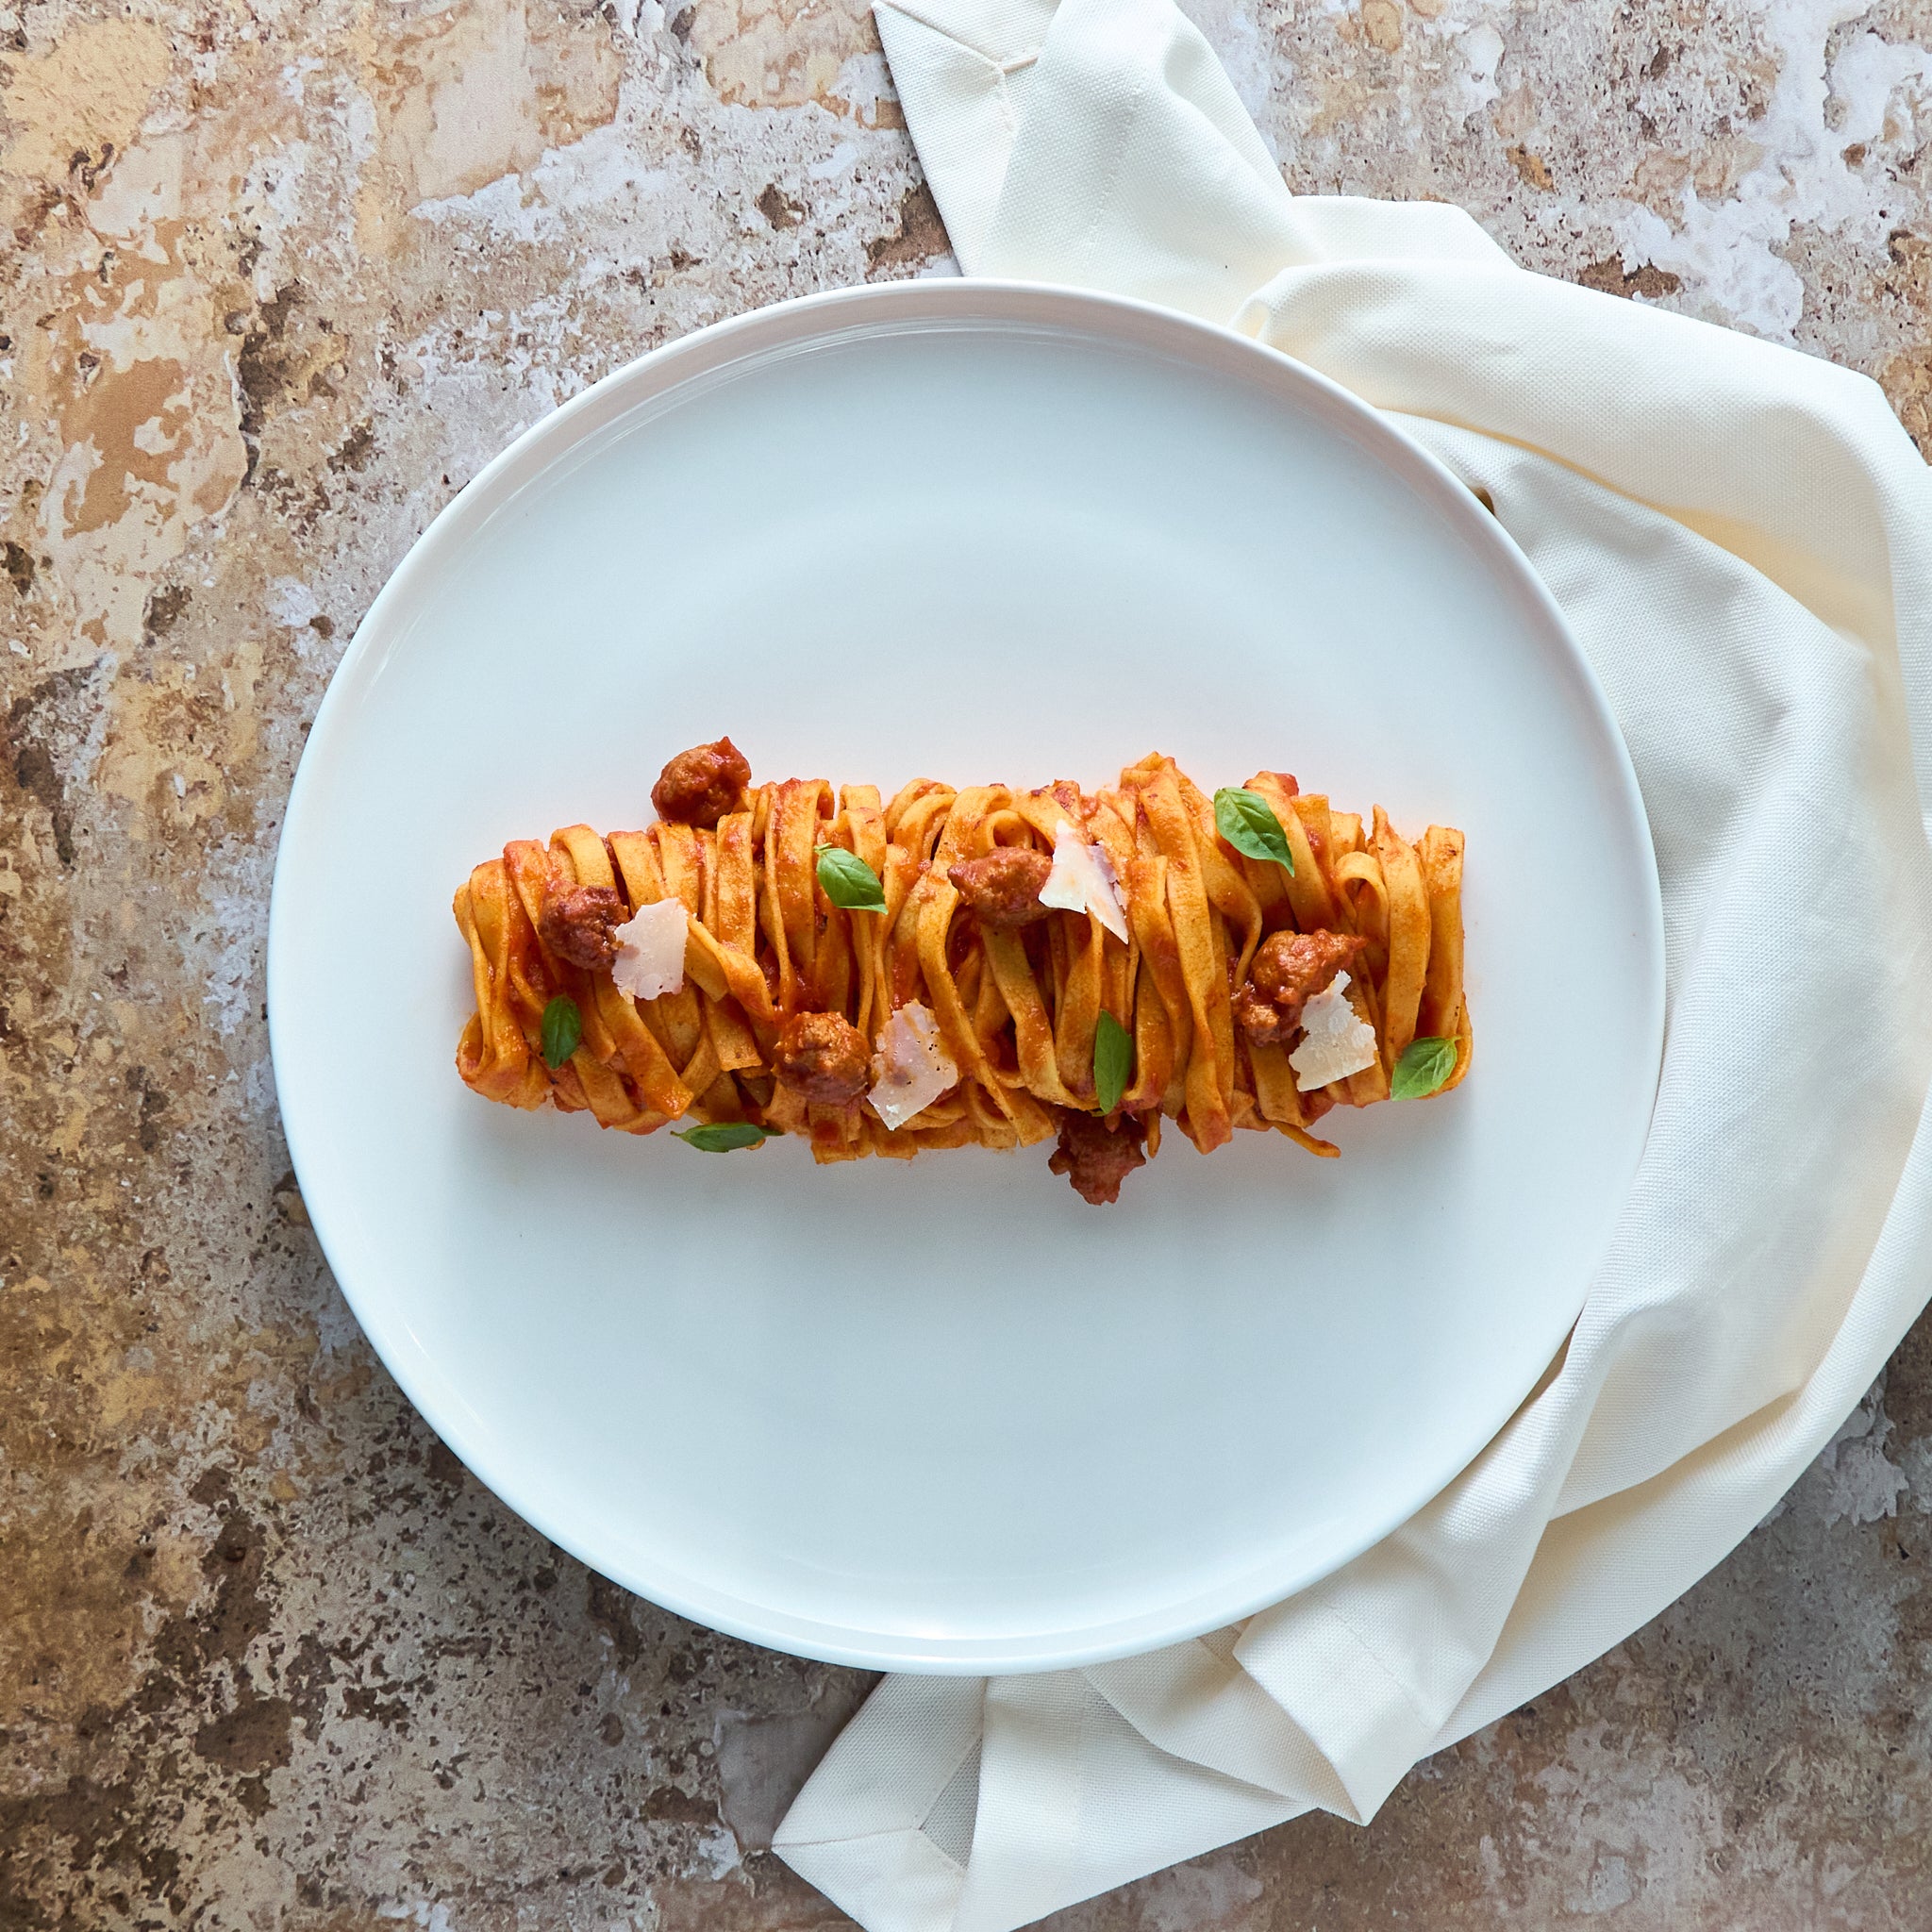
{"left": 1039, "top": 820, "right": 1129, "bottom": 941}
{"left": 610, "top": 898, "right": 688, "bottom": 1001}
{"left": 868, "top": 1001, "right": 958, "bottom": 1131}
{"left": 1290, "top": 972, "right": 1379, "bottom": 1091}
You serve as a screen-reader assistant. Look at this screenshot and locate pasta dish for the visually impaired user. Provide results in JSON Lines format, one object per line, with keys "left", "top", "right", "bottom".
{"left": 454, "top": 741, "right": 1469, "bottom": 1204}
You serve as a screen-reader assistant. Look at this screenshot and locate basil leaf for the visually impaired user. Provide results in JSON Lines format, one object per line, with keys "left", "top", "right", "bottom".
{"left": 540, "top": 994, "right": 582, "bottom": 1070}
{"left": 1213, "top": 787, "right": 1294, "bottom": 874}
{"left": 674, "top": 1121, "right": 778, "bottom": 1153}
{"left": 814, "top": 843, "right": 887, "bottom": 913}
{"left": 1093, "top": 1009, "right": 1133, "bottom": 1116}
{"left": 1391, "top": 1035, "right": 1457, "bottom": 1100}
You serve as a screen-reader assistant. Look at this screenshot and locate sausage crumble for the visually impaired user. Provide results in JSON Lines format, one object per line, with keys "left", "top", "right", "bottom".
{"left": 539, "top": 883, "right": 627, "bottom": 971}
{"left": 1232, "top": 928, "right": 1365, "bottom": 1046}
{"left": 652, "top": 737, "right": 752, "bottom": 828}
{"left": 948, "top": 847, "right": 1053, "bottom": 927}
{"left": 774, "top": 1010, "right": 872, "bottom": 1107}
{"left": 1048, "top": 1108, "right": 1147, "bottom": 1206}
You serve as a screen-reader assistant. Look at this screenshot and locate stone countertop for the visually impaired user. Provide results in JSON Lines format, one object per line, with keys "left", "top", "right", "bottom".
{"left": 4, "top": 1, "right": 1930, "bottom": 1926}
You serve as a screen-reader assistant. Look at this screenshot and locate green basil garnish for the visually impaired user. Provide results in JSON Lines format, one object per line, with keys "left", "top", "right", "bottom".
{"left": 541, "top": 994, "right": 582, "bottom": 1069}
{"left": 1093, "top": 1009, "right": 1133, "bottom": 1115}
{"left": 674, "top": 1121, "right": 779, "bottom": 1153}
{"left": 814, "top": 843, "right": 887, "bottom": 913}
{"left": 1391, "top": 1036, "right": 1457, "bottom": 1099}
{"left": 1213, "top": 787, "right": 1294, "bottom": 874}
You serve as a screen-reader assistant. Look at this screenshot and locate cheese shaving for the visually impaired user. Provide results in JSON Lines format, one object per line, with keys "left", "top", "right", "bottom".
{"left": 1040, "top": 820, "right": 1129, "bottom": 941}
{"left": 868, "top": 1001, "right": 958, "bottom": 1131}
{"left": 610, "top": 898, "right": 688, "bottom": 1002}
{"left": 1289, "top": 972, "right": 1379, "bottom": 1091}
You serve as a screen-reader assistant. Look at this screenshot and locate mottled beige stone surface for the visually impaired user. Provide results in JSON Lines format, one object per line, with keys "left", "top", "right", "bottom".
{"left": 4, "top": 0, "right": 1931, "bottom": 1925}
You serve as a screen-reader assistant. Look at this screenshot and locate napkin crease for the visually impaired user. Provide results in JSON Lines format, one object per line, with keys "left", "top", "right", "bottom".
{"left": 775, "top": 4, "right": 1932, "bottom": 1927}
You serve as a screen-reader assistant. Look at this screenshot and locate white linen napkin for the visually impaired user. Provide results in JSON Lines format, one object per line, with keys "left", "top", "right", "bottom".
{"left": 772, "top": 4, "right": 1932, "bottom": 1927}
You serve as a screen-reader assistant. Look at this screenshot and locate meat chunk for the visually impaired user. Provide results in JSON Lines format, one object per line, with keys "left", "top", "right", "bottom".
{"left": 651, "top": 737, "right": 752, "bottom": 828}
{"left": 947, "top": 847, "right": 1053, "bottom": 927}
{"left": 1048, "top": 1109, "right": 1147, "bottom": 1206}
{"left": 774, "top": 1010, "right": 871, "bottom": 1106}
{"left": 1232, "top": 980, "right": 1289, "bottom": 1048}
{"left": 1252, "top": 927, "right": 1362, "bottom": 1008}
{"left": 1234, "top": 928, "right": 1365, "bottom": 1046}
{"left": 539, "top": 883, "right": 627, "bottom": 971}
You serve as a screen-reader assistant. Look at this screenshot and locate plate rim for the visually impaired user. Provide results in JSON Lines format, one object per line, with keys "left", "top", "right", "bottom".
{"left": 268, "top": 277, "right": 1665, "bottom": 1673}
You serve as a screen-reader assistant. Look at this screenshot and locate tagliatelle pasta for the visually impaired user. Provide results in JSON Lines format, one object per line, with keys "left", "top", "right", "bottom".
{"left": 453, "top": 743, "right": 1470, "bottom": 1204}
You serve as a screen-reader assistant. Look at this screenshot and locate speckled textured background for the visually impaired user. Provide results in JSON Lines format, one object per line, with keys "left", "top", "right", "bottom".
{"left": 4, "top": 2, "right": 1931, "bottom": 1926}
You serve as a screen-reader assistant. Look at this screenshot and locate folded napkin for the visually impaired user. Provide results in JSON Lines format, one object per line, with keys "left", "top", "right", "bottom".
{"left": 773, "top": 4, "right": 1932, "bottom": 1927}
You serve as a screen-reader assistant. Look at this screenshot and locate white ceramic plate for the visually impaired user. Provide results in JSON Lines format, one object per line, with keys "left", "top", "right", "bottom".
{"left": 269, "top": 281, "right": 1662, "bottom": 1673}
